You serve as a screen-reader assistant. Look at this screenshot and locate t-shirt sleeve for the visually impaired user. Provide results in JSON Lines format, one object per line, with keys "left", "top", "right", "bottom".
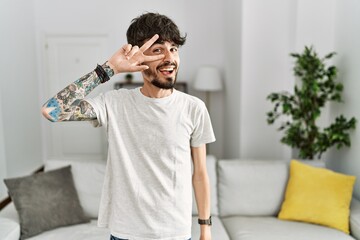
{"left": 85, "top": 93, "right": 107, "bottom": 128}
{"left": 190, "top": 101, "right": 216, "bottom": 147}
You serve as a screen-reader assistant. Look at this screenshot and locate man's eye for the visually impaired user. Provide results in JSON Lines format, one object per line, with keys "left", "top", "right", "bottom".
{"left": 153, "top": 49, "right": 162, "bottom": 54}
{"left": 171, "top": 48, "right": 178, "bottom": 52}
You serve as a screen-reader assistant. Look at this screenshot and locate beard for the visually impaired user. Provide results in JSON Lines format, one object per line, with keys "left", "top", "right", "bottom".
{"left": 143, "top": 63, "right": 178, "bottom": 89}
{"left": 151, "top": 76, "right": 177, "bottom": 89}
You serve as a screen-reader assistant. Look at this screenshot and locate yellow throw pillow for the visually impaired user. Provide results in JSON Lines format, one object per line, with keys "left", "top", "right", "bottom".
{"left": 278, "top": 160, "right": 356, "bottom": 234}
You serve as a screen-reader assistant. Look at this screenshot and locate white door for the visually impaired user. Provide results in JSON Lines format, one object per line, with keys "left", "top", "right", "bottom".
{"left": 44, "top": 35, "right": 110, "bottom": 161}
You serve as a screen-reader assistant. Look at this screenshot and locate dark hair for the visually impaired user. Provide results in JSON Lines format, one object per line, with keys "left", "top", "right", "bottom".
{"left": 126, "top": 12, "right": 186, "bottom": 47}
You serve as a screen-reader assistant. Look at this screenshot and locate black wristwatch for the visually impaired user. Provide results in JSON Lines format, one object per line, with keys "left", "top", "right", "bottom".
{"left": 198, "top": 216, "right": 212, "bottom": 226}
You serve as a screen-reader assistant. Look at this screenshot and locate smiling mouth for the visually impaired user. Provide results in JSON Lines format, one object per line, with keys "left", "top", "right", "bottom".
{"left": 157, "top": 62, "right": 177, "bottom": 75}
{"left": 158, "top": 66, "right": 176, "bottom": 75}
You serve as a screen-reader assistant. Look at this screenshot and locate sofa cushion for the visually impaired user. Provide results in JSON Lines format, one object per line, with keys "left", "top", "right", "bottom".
{"left": 221, "top": 216, "right": 355, "bottom": 240}
{"left": 350, "top": 198, "right": 360, "bottom": 240}
{"left": 192, "top": 155, "right": 219, "bottom": 216}
{"left": 4, "top": 166, "right": 89, "bottom": 240}
{"left": 191, "top": 216, "right": 230, "bottom": 240}
{"left": 278, "top": 160, "right": 356, "bottom": 234}
{"left": 0, "top": 203, "right": 19, "bottom": 223}
{"left": 218, "top": 159, "right": 288, "bottom": 217}
{"left": 44, "top": 159, "right": 106, "bottom": 219}
{"left": 26, "top": 220, "right": 109, "bottom": 240}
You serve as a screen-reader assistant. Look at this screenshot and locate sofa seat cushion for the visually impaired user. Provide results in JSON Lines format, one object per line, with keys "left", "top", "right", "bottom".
{"left": 191, "top": 216, "right": 230, "bottom": 240}
{"left": 221, "top": 216, "right": 355, "bottom": 240}
{"left": 26, "top": 220, "right": 109, "bottom": 240}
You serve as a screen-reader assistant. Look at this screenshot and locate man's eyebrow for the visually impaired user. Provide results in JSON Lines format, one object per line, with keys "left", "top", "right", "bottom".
{"left": 149, "top": 42, "right": 179, "bottom": 48}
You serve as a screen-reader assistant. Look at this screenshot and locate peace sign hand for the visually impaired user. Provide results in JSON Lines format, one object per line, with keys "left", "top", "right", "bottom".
{"left": 106, "top": 34, "right": 164, "bottom": 74}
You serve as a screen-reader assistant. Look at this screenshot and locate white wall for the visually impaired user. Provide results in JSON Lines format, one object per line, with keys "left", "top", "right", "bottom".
{"left": 182, "top": 0, "right": 225, "bottom": 158}
{"left": 327, "top": 0, "right": 360, "bottom": 198}
{"left": 295, "top": 0, "right": 336, "bottom": 53}
{"left": 238, "top": 0, "right": 296, "bottom": 160}
{"left": 222, "top": 0, "right": 242, "bottom": 159}
{"left": 0, "top": 0, "right": 43, "bottom": 183}
{"left": 0, "top": 93, "right": 7, "bottom": 199}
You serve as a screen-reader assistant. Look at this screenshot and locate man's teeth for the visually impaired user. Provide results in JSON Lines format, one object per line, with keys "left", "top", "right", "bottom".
{"left": 160, "top": 68, "right": 174, "bottom": 71}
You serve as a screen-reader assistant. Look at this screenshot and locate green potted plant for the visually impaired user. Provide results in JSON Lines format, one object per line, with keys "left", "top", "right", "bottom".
{"left": 124, "top": 73, "right": 134, "bottom": 84}
{"left": 266, "top": 46, "right": 356, "bottom": 160}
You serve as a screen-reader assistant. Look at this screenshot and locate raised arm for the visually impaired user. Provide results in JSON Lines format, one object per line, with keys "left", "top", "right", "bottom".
{"left": 41, "top": 64, "right": 111, "bottom": 122}
{"left": 41, "top": 34, "right": 164, "bottom": 122}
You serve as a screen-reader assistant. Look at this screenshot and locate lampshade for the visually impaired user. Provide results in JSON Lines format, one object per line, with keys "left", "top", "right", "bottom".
{"left": 193, "top": 66, "right": 222, "bottom": 91}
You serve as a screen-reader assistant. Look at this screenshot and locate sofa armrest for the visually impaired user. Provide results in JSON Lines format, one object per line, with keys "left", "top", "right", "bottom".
{"left": 350, "top": 197, "right": 360, "bottom": 239}
{"left": 0, "top": 203, "right": 20, "bottom": 240}
{"left": 0, "top": 217, "right": 20, "bottom": 240}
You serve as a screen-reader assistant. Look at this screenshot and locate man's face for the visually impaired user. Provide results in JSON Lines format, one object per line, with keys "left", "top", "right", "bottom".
{"left": 142, "top": 41, "right": 180, "bottom": 89}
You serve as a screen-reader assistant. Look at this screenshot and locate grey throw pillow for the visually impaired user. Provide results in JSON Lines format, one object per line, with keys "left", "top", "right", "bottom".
{"left": 4, "top": 166, "right": 89, "bottom": 239}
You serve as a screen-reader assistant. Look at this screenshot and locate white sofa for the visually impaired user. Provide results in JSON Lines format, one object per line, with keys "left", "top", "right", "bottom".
{"left": 1, "top": 156, "right": 360, "bottom": 240}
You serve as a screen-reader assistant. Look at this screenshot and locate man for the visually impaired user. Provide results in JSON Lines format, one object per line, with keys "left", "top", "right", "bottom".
{"left": 42, "top": 12, "right": 215, "bottom": 240}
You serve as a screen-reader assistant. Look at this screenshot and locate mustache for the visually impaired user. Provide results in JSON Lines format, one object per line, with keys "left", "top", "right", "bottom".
{"left": 157, "top": 61, "right": 177, "bottom": 69}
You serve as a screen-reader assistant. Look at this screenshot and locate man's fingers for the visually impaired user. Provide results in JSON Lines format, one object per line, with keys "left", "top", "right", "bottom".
{"left": 127, "top": 45, "right": 140, "bottom": 59}
{"left": 136, "top": 65, "right": 149, "bottom": 71}
{"left": 139, "top": 34, "right": 159, "bottom": 52}
{"left": 129, "top": 65, "right": 149, "bottom": 72}
{"left": 119, "top": 44, "right": 132, "bottom": 55}
{"left": 122, "top": 44, "right": 132, "bottom": 55}
{"left": 143, "top": 54, "right": 165, "bottom": 63}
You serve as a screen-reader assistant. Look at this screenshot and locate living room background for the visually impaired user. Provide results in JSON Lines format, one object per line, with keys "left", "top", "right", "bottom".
{"left": 0, "top": 0, "right": 359, "bottom": 200}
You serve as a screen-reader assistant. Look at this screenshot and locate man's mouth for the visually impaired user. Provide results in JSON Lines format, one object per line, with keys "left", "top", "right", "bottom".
{"left": 157, "top": 63, "right": 177, "bottom": 75}
{"left": 158, "top": 67, "right": 175, "bottom": 75}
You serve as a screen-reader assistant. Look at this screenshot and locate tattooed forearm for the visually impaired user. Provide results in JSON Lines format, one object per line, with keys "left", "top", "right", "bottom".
{"left": 41, "top": 63, "right": 114, "bottom": 122}
{"left": 69, "top": 100, "right": 97, "bottom": 121}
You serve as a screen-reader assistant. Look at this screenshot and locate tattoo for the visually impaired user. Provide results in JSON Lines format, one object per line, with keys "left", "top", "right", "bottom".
{"left": 42, "top": 66, "right": 108, "bottom": 122}
{"left": 57, "top": 84, "right": 77, "bottom": 106}
{"left": 44, "top": 98, "right": 61, "bottom": 122}
{"left": 101, "top": 62, "right": 115, "bottom": 79}
{"left": 69, "top": 100, "right": 97, "bottom": 121}
{"left": 74, "top": 72, "right": 100, "bottom": 96}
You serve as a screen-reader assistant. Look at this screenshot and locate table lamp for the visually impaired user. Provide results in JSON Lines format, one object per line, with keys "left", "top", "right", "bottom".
{"left": 193, "top": 66, "right": 222, "bottom": 109}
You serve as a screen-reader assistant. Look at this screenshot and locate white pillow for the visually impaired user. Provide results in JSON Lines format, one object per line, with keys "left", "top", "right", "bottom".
{"left": 218, "top": 159, "right": 289, "bottom": 217}
{"left": 44, "top": 159, "right": 106, "bottom": 219}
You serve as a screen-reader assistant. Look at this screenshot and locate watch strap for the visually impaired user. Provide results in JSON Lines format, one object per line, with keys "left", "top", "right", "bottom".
{"left": 198, "top": 216, "right": 212, "bottom": 225}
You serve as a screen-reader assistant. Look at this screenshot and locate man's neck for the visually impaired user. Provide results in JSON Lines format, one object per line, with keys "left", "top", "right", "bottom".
{"left": 141, "top": 82, "right": 173, "bottom": 98}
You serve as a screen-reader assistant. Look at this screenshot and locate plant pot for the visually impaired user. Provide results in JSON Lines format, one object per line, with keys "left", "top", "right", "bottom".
{"left": 292, "top": 158, "right": 326, "bottom": 168}
{"left": 291, "top": 149, "right": 326, "bottom": 168}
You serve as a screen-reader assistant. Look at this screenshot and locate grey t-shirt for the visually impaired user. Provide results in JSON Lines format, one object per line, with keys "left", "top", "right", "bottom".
{"left": 86, "top": 88, "right": 215, "bottom": 240}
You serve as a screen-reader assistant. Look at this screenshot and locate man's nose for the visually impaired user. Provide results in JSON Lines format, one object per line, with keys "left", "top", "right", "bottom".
{"left": 163, "top": 49, "right": 174, "bottom": 62}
